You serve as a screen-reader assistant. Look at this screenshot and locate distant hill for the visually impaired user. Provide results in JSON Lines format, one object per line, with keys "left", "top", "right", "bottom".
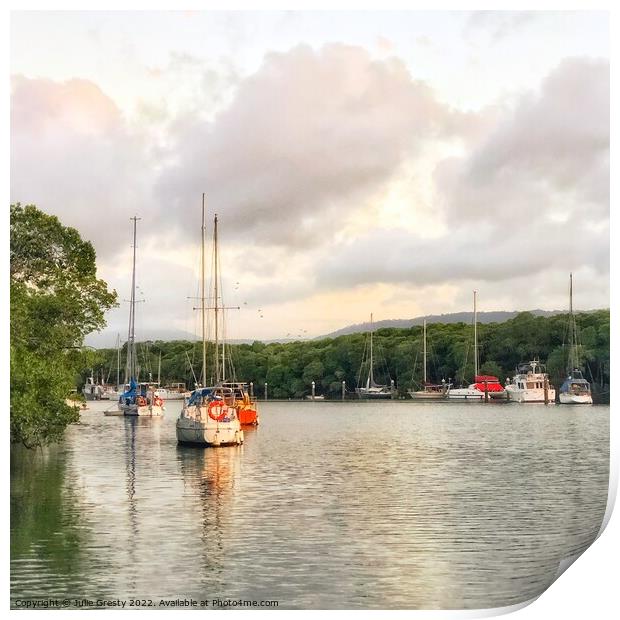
{"left": 84, "top": 328, "right": 198, "bottom": 349}
{"left": 319, "top": 310, "right": 565, "bottom": 339}
{"left": 84, "top": 329, "right": 299, "bottom": 349}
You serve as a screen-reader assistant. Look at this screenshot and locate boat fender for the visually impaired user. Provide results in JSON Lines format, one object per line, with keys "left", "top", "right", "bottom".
{"left": 137, "top": 396, "right": 147, "bottom": 407}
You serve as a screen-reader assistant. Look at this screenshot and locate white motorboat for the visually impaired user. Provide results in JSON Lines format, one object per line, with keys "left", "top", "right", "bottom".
{"left": 355, "top": 313, "right": 394, "bottom": 399}
{"left": 82, "top": 374, "right": 103, "bottom": 400}
{"left": 558, "top": 274, "right": 593, "bottom": 405}
{"left": 176, "top": 197, "right": 243, "bottom": 446}
{"left": 505, "top": 360, "right": 556, "bottom": 403}
{"left": 156, "top": 383, "right": 192, "bottom": 400}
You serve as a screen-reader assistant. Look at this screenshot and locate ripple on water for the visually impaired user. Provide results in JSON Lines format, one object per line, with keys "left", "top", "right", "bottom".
{"left": 11, "top": 400, "right": 609, "bottom": 609}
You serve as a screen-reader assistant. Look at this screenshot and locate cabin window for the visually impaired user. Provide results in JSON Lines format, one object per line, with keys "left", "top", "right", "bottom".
{"left": 527, "top": 382, "right": 535, "bottom": 389}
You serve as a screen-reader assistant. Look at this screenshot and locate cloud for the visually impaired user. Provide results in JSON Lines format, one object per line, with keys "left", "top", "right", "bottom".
{"left": 313, "top": 57, "right": 609, "bottom": 295}
{"left": 10, "top": 76, "right": 154, "bottom": 257}
{"left": 434, "top": 58, "right": 609, "bottom": 226}
{"left": 465, "top": 11, "right": 539, "bottom": 44}
{"left": 156, "top": 43, "right": 468, "bottom": 247}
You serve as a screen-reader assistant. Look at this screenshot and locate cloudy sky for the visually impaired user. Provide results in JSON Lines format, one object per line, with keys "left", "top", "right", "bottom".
{"left": 10, "top": 11, "right": 609, "bottom": 342}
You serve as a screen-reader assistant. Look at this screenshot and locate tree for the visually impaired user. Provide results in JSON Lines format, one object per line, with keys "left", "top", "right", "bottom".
{"left": 10, "top": 204, "right": 117, "bottom": 447}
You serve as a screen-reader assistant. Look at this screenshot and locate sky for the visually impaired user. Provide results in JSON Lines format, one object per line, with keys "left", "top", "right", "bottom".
{"left": 10, "top": 10, "right": 610, "bottom": 343}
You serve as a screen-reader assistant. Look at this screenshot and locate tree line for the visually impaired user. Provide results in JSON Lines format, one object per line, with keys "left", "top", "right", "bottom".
{"left": 89, "top": 309, "right": 610, "bottom": 402}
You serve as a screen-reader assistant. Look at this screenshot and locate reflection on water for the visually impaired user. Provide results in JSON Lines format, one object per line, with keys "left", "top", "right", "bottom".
{"left": 11, "top": 401, "right": 609, "bottom": 609}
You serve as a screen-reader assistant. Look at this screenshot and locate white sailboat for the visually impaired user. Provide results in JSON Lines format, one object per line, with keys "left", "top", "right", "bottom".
{"left": 559, "top": 273, "right": 593, "bottom": 404}
{"left": 176, "top": 197, "right": 244, "bottom": 446}
{"left": 408, "top": 319, "right": 448, "bottom": 400}
{"left": 116, "top": 216, "right": 164, "bottom": 417}
{"left": 447, "top": 291, "right": 506, "bottom": 400}
{"left": 355, "top": 313, "right": 393, "bottom": 399}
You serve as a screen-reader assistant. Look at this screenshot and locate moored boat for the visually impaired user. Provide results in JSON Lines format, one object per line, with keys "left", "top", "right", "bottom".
{"left": 82, "top": 373, "right": 103, "bottom": 401}
{"left": 221, "top": 382, "right": 259, "bottom": 425}
{"left": 356, "top": 313, "right": 394, "bottom": 399}
{"left": 175, "top": 196, "right": 244, "bottom": 446}
{"left": 408, "top": 319, "right": 449, "bottom": 400}
{"left": 505, "top": 360, "right": 555, "bottom": 403}
{"left": 116, "top": 216, "right": 165, "bottom": 417}
{"left": 447, "top": 291, "right": 506, "bottom": 401}
{"left": 558, "top": 274, "right": 593, "bottom": 405}
{"left": 177, "top": 386, "right": 244, "bottom": 446}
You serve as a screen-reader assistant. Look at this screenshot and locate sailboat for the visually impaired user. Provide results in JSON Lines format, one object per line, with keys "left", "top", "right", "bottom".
{"left": 176, "top": 197, "right": 244, "bottom": 446}
{"left": 447, "top": 291, "right": 506, "bottom": 400}
{"left": 116, "top": 216, "right": 164, "bottom": 417}
{"left": 355, "top": 313, "right": 393, "bottom": 399}
{"left": 559, "top": 274, "right": 593, "bottom": 404}
{"left": 408, "top": 319, "right": 448, "bottom": 400}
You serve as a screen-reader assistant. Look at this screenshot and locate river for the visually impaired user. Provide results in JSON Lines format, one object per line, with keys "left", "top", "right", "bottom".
{"left": 10, "top": 400, "right": 609, "bottom": 610}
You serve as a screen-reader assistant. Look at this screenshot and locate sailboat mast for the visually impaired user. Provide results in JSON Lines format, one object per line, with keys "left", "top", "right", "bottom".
{"left": 473, "top": 290, "right": 478, "bottom": 378}
{"left": 214, "top": 214, "right": 220, "bottom": 384}
{"left": 369, "top": 313, "right": 374, "bottom": 386}
{"left": 201, "top": 194, "right": 206, "bottom": 387}
{"left": 568, "top": 272, "right": 577, "bottom": 370}
{"left": 423, "top": 318, "right": 427, "bottom": 384}
{"left": 116, "top": 333, "right": 120, "bottom": 389}
{"left": 157, "top": 352, "right": 161, "bottom": 386}
{"left": 127, "top": 216, "right": 139, "bottom": 381}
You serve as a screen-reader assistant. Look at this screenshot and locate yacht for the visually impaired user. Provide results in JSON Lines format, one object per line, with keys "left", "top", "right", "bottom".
{"left": 356, "top": 313, "right": 394, "bottom": 399}
{"left": 559, "top": 274, "right": 593, "bottom": 404}
{"left": 175, "top": 197, "right": 244, "bottom": 446}
{"left": 448, "top": 292, "right": 506, "bottom": 400}
{"left": 409, "top": 319, "right": 449, "bottom": 400}
{"left": 505, "top": 360, "right": 556, "bottom": 403}
{"left": 116, "top": 217, "right": 164, "bottom": 417}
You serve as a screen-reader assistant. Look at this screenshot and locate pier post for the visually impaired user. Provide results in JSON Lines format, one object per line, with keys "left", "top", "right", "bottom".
{"left": 311, "top": 381, "right": 315, "bottom": 401}
{"left": 484, "top": 380, "right": 489, "bottom": 403}
{"left": 264, "top": 382, "right": 268, "bottom": 401}
{"left": 544, "top": 377, "right": 549, "bottom": 404}
{"left": 342, "top": 381, "right": 346, "bottom": 401}
{"left": 250, "top": 382, "right": 254, "bottom": 398}
{"left": 390, "top": 379, "right": 395, "bottom": 400}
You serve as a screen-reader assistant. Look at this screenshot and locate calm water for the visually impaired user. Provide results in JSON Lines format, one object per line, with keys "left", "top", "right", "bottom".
{"left": 11, "top": 401, "right": 609, "bottom": 610}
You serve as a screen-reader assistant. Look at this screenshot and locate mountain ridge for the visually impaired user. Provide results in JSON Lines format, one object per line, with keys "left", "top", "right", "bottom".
{"left": 85, "top": 309, "right": 606, "bottom": 348}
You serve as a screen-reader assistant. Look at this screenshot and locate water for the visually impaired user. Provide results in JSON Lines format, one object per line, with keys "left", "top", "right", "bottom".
{"left": 11, "top": 401, "right": 609, "bottom": 610}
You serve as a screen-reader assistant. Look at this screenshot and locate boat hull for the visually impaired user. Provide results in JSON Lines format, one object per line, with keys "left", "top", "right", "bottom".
{"left": 238, "top": 406, "right": 259, "bottom": 426}
{"left": 447, "top": 388, "right": 485, "bottom": 400}
{"left": 505, "top": 387, "right": 556, "bottom": 403}
{"left": 176, "top": 416, "right": 244, "bottom": 446}
{"left": 559, "top": 393, "right": 593, "bottom": 405}
{"left": 356, "top": 390, "right": 393, "bottom": 399}
{"left": 408, "top": 391, "right": 446, "bottom": 400}
{"left": 119, "top": 403, "right": 165, "bottom": 417}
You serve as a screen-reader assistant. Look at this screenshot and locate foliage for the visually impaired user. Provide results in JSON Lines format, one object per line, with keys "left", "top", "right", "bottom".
{"left": 92, "top": 310, "right": 609, "bottom": 402}
{"left": 10, "top": 204, "right": 117, "bottom": 447}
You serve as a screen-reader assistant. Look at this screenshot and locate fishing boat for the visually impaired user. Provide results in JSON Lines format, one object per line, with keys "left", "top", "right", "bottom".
{"left": 559, "top": 274, "right": 593, "bottom": 404}
{"left": 116, "top": 216, "right": 164, "bottom": 417}
{"left": 408, "top": 319, "right": 449, "bottom": 400}
{"left": 505, "top": 359, "right": 556, "bottom": 403}
{"left": 447, "top": 291, "right": 506, "bottom": 400}
{"left": 355, "top": 313, "right": 394, "bottom": 399}
{"left": 176, "top": 197, "right": 244, "bottom": 446}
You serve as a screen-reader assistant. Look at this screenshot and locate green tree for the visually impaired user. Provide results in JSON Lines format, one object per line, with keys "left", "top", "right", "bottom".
{"left": 10, "top": 204, "right": 117, "bottom": 447}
